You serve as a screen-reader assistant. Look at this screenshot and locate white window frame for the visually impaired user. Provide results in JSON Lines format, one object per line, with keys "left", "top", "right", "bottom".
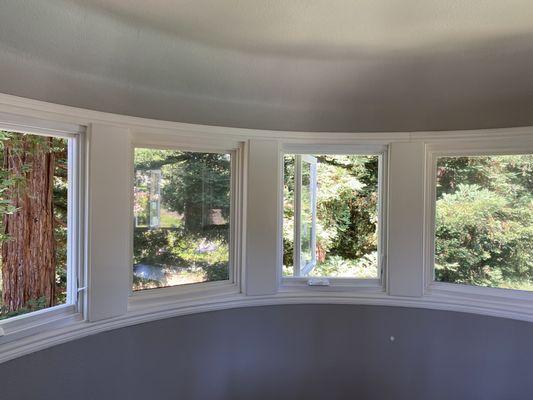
{"left": 0, "top": 112, "right": 86, "bottom": 343}
{"left": 128, "top": 137, "right": 245, "bottom": 306}
{"left": 293, "top": 154, "right": 318, "bottom": 276}
{"left": 280, "top": 144, "right": 388, "bottom": 291}
{"left": 1, "top": 94, "right": 532, "bottom": 364}
{"left": 424, "top": 138, "right": 533, "bottom": 303}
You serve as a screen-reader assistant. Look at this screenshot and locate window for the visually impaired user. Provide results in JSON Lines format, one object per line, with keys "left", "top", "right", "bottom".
{"left": 133, "top": 148, "right": 232, "bottom": 290}
{"left": 283, "top": 152, "right": 383, "bottom": 280}
{"left": 0, "top": 129, "right": 78, "bottom": 321}
{"left": 433, "top": 154, "right": 532, "bottom": 291}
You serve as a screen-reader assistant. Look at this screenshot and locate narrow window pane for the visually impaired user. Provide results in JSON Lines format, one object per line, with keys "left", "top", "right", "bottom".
{"left": 283, "top": 154, "right": 380, "bottom": 279}
{"left": 0, "top": 131, "right": 69, "bottom": 320}
{"left": 295, "top": 155, "right": 317, "bottom": 275}
{"left": 435, "top": 154, "right": 533, "bottom": 291}
{"left": 133, "top": 149, "right": 231, "bottom": 290}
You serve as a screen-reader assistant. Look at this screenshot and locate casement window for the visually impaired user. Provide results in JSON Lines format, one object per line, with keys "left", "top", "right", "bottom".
{"left": 426, "top": 142, "right": 533, "bottom": 295}
{"left": 0, "top": 113, "right": 85, "bottom": 339}
{"left": 282, "top": 145, "right": 387, "bottom": 286}
{"left": 132, "top": 147, "right": 237, "bottom": 291}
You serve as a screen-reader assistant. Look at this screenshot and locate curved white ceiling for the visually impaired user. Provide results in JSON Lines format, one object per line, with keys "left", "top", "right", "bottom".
{"left": 74, "top": 0, "right": 533, "bottom": 56}
{"left": 1, "top": 0, "right": 533, "bottom": 131}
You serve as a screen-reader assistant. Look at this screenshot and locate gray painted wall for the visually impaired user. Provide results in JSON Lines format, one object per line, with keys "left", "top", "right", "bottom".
{"left": 1, "top": 304, "right": 532, "bottom": 400}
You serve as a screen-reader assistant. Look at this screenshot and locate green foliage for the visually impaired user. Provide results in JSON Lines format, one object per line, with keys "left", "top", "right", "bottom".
{"left": 315, "top": 156, "right": 378, "bottom": 261}
{"left": 435, "top": 156, "right": 532, "bottom": 290}
{"left": 0, "top": 296, "right": 49, "bottom": 320}
{"left": 135, "top": 149, "right": 230, "bottom": 236}
{"left": 0, "top": 132, "right": 68, "bottom": 316}
{"left": 133, "top": 148, "right": 231, "bottom": 290}
{"left": 283, "top": 154, "right": 379, "bottom": 277}
{"left": 310, "top": 253, "right": 378, "bottom": 279}
{"left": 134, "top": 228, "right": 228, "bottom": 267}
{"left": 133, "top": 227, "right": 229, "bottom": 289}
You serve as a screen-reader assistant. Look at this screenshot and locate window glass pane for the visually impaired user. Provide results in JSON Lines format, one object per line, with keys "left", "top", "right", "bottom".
{"left": 0, "top": 131, "right": 69, "bottom": 320}
{"left": 283, "top": 154, "right": 380, "bottom": 279}
{"left": 299, "top": 157, "right": 315, "bottom": 271}
{"left": 435, "top": 154, "right": 533, "bottom": 291}
{"left": 133, "top": 148, "right": 231, "bottom": 290}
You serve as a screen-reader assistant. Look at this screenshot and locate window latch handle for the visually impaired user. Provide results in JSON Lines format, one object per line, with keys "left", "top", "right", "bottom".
{"left": 307, "top": 278, "right": 330, "bottom": 286}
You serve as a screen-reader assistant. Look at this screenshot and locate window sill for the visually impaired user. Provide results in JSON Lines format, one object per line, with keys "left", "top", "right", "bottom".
{"left": 424, "top": 282, "right": 533, "bottom": 321}
{"left": 280, "top": 277, "right": 383, "bottom": 293}
{"left": 129, "top": 280, "right": 241, "bottom": 311}
{"left": 2, "top": 282, "right": 533, "bottom": 365}
{"left": 0, "top": 304, "right": 81, "bottom": 345}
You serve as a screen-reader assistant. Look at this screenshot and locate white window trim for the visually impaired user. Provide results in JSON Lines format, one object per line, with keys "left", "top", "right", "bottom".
{"left": 423, "top": 138, "right": 533, "bottom": 307}
{"left": 0, "top": 93, "right": 532, "bottom": 364}
{"left": 292, "top": 154, "right": 318, "bottom": 276}
{"left": 280, "top": 144, "right": 388, "bottom": 291}
{"left": 0, "top": 112, "right": 87, "bottom": 344}
{"left": 128, "top": 137, "right": 246, "bottom": 304}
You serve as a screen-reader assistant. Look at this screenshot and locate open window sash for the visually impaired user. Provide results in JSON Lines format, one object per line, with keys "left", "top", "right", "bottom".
{"left": 293, "top": 155, "right": 317, "bottom": 276}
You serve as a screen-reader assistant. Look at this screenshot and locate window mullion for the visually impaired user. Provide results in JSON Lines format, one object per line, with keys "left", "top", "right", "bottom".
{"left": 293, "top": 155, "right": 302, "bottom": 277}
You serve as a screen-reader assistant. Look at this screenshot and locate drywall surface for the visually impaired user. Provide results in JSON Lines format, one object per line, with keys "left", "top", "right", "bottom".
{"left": 1, "top": 0, "right": 533, "bottom": 132}
{"left": 1, "top": 304, "right": 531, "bottom": 400}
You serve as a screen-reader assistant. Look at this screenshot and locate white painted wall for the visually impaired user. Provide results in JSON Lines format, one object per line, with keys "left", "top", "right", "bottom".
{"left": 87, "top": 123, "right": 132, "bottom": 321}
{"left": 387, "top": 142, "right": 425, "bottom": 297}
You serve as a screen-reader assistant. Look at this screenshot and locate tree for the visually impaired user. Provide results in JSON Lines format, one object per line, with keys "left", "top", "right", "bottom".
{"left": 132, "top": 149, "right": 232, "bottom": 289}
{"left": 435, "top": 156, "right": 532, "bottom": 289}
{"left": 1, "top": 134, "right": 58, "bottom": 312}
{"left": 283, "top": 154, "right": 379, "bottom": 269}
{"left": 135, "top": 149, "right": 230, "bottom": 238}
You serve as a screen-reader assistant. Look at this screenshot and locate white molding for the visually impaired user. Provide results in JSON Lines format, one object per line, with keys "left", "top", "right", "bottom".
{"left": 2, "top": 92, "right": 531, "bottom": 144}
{"left": 128, "top": 138, "right": 245, "bottom": 296}
{"left": 387, "top": 142, "right": 426, "bottom": 297}
{"left": 1, "top": 289, "right": 533, "bottom": 365}
{"left": 245, "top": 139, "right": 281, "bottom": 295}
{"left": 283, "top": 143, "right": 389, "bottom": 154}
{"left": 0, "top": 93, "right": 532, "bottom": 365}
{"left": 0, "top": 93, "right": 407, "bottom": 142}
{"left": 280, "top": 278, "right": 382, "bottom": 291}
{"left": 280, "top": 146, "right": 387, "bottom": 283}
{"left": 411, "top": 126, "right": 533, "bottom": 142}
{"left": 0, "top": 304, "right": 78, "bottom": 341}
{"left": 0, "top": 111, "right": 82, "bottom": 138}
{"left": 423, "top": 141, "right": 533, "bottom": 293}
{"left": 0, "top": 116, "right": 86, "bottom": 346}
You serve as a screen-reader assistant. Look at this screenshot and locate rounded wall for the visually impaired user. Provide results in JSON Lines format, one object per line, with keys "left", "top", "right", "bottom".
{"left": 1, "top": 304, "right": 532, "bottom": 400}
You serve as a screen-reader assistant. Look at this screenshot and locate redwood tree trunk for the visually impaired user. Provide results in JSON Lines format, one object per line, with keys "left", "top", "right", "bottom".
{"left": 2, "top": 137, "right": 56, "bottom": 311}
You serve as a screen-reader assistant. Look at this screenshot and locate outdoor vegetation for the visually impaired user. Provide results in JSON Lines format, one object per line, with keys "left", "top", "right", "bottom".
{"left": 283, "top": 153, "right": 532, "bottom": 290}
{"left": 133, "top": 149, "right": 231, "bottom": 290}
{"left": 283, "top": 154, "right": 380, "bottom": 278}
{"left": 0, "top": 131, "right": 68, "bottom": 320}
{"left": 0, "top": 138, "right": 531, "bottom": 321}
{"left": 435, "top": 155, "right": 532, "bottom": 290}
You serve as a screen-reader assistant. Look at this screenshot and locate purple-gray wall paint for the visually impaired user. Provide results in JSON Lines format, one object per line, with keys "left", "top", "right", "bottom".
{"left": 1, "top": 305, "right": 532, "bottom": 400}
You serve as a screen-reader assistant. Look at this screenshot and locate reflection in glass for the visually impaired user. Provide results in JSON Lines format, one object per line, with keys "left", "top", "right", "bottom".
{"left": 133, "top": 149, "right": 231, "bottom": 290}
